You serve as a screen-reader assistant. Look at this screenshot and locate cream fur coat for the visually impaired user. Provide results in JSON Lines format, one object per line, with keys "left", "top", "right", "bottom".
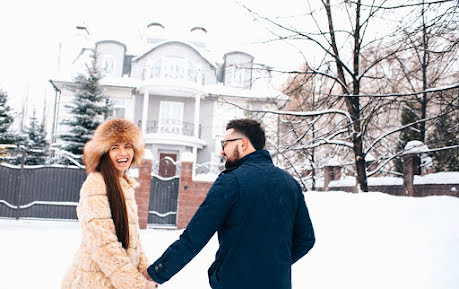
{"left": 61, "top": 172, "right": 149, "bottom": 289}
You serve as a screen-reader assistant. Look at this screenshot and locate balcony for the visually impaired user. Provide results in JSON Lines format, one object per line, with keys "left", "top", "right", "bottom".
{"left": 141, "top": 120, "right": 202, "bottom": 138}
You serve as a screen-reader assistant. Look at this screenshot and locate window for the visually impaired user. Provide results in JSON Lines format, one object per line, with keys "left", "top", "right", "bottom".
{"left": 102, "top": 56, "right": 114, "bottom": 75}
{"left": 159, "top": 101, "right": 184, "bottom": 134}
{"left": 108, "top": 98, "right": 126, "bottom": 118}
{"left": 231, "top": 66, "right": 245, "bottom": 87}
{"left": 147, "top": 57, "right": 199, "bottom": 83}
{"left": 163, "top": 57, "right": 185, "bottom": 80}
{"left": 149, "top": 59, "right": 162, "bottom": 79}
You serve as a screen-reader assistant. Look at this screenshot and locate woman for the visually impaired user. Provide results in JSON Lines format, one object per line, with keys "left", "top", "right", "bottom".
{"left": 62, "top": 119, "right": 158, "bottom": 289}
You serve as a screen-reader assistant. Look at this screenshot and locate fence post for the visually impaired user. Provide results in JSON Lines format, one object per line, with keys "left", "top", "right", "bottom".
{"left": 16, "top": 148, "right": 26, "bottom": 220}
{"left": 134, "top": 152, "right": 153, "bottom": 229}
{"left": 324, "top": 165, "right": 341, "bottom": 191}
{"left": 402, "top": 153, "right": 419, "bottom": 196}
{"left": 176, "top": 159, "right": 194, "bottom": 229}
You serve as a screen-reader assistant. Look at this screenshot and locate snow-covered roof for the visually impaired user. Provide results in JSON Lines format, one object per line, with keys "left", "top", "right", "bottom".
{"left": 132, "top": 40, "right": 218, "bottom": 68}
{"left": 101, "top": 76, "right": 142, "bottom": 88}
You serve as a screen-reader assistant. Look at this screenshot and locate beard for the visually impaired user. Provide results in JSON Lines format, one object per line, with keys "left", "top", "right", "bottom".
{"left": 224, "top": 147, "right": 241, "bottom": 169}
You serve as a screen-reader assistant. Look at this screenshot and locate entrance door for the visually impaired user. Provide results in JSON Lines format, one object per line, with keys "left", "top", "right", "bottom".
{"left": 158, "top": 153, "right": 177, "bottom": 178}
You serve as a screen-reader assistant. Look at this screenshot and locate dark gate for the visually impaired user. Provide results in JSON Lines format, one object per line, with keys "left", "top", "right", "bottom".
{"left": 148, "top": 175, "right": 179, "bottom": 227}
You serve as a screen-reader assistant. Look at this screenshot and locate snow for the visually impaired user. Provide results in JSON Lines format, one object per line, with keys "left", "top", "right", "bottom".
{"left": 329, "top": 172, "right": 459, "bottom": 187}
{"left": 325, "top": 156, "right": 342, "bottom": 166}
{"left": 1, "top": 191, "right": 458, "bottom": 289}
{"left": 404, "top": 140, "right": 429, "bottom": 154}
{"left": 329, "top": 176, "right": 356, "bottom": 187}
{"left": 414, "top": 172, "right": 459, "bottom": 185}
{"left": 180, "top": 151, "right": 195, "bottom": 162}
{"left": 194, "top": 172, "right": 218, "bottom": 182}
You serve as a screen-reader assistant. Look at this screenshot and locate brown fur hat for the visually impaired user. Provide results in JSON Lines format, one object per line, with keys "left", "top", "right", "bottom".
{"left": 83, "top": 118, "right": 144, "bottom": 174}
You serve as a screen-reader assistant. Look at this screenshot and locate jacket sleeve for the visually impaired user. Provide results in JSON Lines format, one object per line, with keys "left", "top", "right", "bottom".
{"left": 291, "top": 186, "right": 315, "bottom": 264}
{"left": 79, "top": 193, "right": 148, "bottom": 289}
{"left": 146, "top": 174, "right": 238, "bottom": 284}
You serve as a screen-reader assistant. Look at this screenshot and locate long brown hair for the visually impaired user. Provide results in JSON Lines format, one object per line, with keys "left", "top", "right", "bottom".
{"left": 97, "top": 153, "right": 130, "bottom": 249}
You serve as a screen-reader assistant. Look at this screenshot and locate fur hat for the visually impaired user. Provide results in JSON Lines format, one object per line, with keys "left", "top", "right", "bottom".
{"left": 83, "top": 118, "right": 145, "bottom": 174}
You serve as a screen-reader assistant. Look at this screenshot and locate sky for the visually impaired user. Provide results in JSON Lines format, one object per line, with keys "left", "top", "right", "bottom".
{"left": 1, "top": 190, "right": 458, "bottom": 288}
{"left": 0, "top": 0, "right": 312, "bottom": 128}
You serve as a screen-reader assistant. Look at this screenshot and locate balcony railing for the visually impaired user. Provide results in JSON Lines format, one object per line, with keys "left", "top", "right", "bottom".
{"left": 141, "top": 120, "right": 202, "bottom": 138}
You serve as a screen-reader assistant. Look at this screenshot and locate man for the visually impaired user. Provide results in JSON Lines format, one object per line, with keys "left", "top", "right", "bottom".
{"left": 145, "top": 119, "right": 315, "bottom": 289}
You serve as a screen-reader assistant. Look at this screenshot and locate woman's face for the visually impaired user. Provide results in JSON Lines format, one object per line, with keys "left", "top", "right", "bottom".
{"left": 109, "top": 142, "right": 134, "bottom": 176}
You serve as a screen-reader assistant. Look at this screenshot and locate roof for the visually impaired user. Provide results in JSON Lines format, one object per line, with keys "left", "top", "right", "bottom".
{"left": 132, "top": 40, "right": 218, "bottom": 68}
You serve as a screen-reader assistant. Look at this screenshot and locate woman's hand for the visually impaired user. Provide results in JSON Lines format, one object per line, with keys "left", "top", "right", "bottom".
{"left": 144, "top": 280, "right": 159, "bottom": 289}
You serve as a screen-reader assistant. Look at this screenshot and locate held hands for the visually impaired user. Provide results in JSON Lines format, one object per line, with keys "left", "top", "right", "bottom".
{"left": 144, "top": 281, "right": 159, "bottom": 289}
{"left": 143, "top": 271, "right": 153, "bottom": 281}
{"left": 143, "top": 272, "right": 158, "bottom": 288}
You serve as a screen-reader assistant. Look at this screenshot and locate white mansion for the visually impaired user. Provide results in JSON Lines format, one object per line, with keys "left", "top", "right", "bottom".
{"left": 50, "top": 22, "right": 285, "bottom": 177}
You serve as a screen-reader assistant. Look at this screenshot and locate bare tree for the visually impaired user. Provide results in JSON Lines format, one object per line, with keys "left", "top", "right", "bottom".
{"left": 239, "top": 0, "right": 458, "bottom": 191}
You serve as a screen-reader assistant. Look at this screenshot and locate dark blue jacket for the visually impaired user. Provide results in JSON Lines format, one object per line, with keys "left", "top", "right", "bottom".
{"left": 147, "top": 150, "right": 315, "bottom": 289}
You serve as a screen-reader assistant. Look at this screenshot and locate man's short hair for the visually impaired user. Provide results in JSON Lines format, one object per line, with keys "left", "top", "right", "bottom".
{"left": 226, "top": 119, "right": 265, "bottom": 150}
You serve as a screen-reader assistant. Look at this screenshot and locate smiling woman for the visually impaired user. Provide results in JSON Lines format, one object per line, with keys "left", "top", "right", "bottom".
{"left": 109, "top": 142, "right": 134, "bottom": 176}
{"left": 61, "top": 118, "right": 158, "bottom": 289}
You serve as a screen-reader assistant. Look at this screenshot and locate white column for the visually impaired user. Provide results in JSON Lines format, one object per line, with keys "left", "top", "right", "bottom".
{"left": 193, "top": 94, "right": 201, "bottom": 163}
{"left": 142, "top": 89, "right": 149, "bottom": 133}
{"left": 194, "top": 94, "right": 201, "bottom": 138}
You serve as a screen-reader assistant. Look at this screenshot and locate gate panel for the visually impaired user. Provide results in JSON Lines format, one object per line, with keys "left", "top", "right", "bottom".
{"left": 18, "top": 167, "right": 86, "bottom": 219}
{"left": 0, "top": 165, "right": 20, "bottom": 218}
{"left": 0, "top": 164, "right": 86, "bottom": 220}
{"left": 148, "top": 176, "right": 179, "bottom": 226}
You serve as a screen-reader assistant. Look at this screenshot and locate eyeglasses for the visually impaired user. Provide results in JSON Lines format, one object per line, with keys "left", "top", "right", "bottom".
{"left": 220, "top": 138, "right": 242, "bottom": 149}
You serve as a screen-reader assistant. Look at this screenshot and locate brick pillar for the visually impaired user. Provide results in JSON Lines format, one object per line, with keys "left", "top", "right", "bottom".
{"left": 324, "top": 165, "right": 341, "bottom": 191}
{"left": 402, "top": 153, "right": 419, "bottom": 197}
{"left": 134, "top": 159, "right": 152, "bottom": 229}
{"left": 177, "top": 161, "right": 193, "bottom": 229}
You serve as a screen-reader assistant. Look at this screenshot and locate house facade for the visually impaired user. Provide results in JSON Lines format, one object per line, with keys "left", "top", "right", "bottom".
{"left": 50, "top": 23, "right": 285, "bottom": 177}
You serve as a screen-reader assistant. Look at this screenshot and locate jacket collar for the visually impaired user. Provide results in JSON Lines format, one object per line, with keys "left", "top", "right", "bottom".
{"left": 220, "top": 150, "right": 273, "bottom": 175}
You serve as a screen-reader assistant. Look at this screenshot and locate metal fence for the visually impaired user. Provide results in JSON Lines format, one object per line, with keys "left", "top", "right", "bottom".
{"left": 0, "top": 164, "right": 86, "bottom": 220}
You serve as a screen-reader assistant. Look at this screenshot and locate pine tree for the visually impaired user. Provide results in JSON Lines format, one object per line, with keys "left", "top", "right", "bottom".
{"left": 0, "top": 89, "right": 21, "bottom": 164}
{"left": 23, "top": 111, "right": 48, "bottom": 165}
{"left": 395, "top": 102, "right": 422, "bottom": 172}
{"left": 58, "top": 51, "right": 111, "bottom": 164}
{"left": 0, "top": 89, "right": 16, "bottom": 145}
{"left": 429, "top": 113, "right": 458, "bottom": 171}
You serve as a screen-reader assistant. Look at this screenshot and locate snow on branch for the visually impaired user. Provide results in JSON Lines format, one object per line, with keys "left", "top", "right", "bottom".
{"left": 330, "top": 83, "right": 459, "bottom": 98}
{"left": 49, "top": 147, "right": 84, "bottom": 168}
{"left": 218, "top": 98, "right": 355, "bottom": 133}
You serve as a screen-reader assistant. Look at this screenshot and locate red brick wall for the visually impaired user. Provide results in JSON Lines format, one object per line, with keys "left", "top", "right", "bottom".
{"left": 176, "top": 162, "right": 213, "bottom": 229}
{"left": 134, "top": 159, "right": 152, "bottom": 229}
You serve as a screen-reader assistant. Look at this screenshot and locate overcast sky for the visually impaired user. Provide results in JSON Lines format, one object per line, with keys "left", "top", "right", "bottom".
{"left": 0, "top": 0, "right": 312, "bottom": 119}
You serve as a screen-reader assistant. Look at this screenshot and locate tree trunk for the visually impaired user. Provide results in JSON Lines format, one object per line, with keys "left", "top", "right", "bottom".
{"left": 420, "top": 1, "right": 428, "bottom": 143}
{"left": 324, "top": 0, "right": 368, "bottom": 191}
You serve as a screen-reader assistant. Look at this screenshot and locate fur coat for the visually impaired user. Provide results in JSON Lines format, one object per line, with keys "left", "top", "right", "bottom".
{"left": 61, "top": 172, "right": 149, "bottom": 289}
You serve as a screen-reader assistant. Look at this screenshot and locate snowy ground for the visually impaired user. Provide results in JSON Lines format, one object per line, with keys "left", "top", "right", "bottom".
{"left": 1, "top": 191, "right": 458, "bottom": 289}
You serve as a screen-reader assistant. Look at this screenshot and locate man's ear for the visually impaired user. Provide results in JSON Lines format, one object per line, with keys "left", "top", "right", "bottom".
{"left": 241, "top": 138, "right": 247, "bottom": 150}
